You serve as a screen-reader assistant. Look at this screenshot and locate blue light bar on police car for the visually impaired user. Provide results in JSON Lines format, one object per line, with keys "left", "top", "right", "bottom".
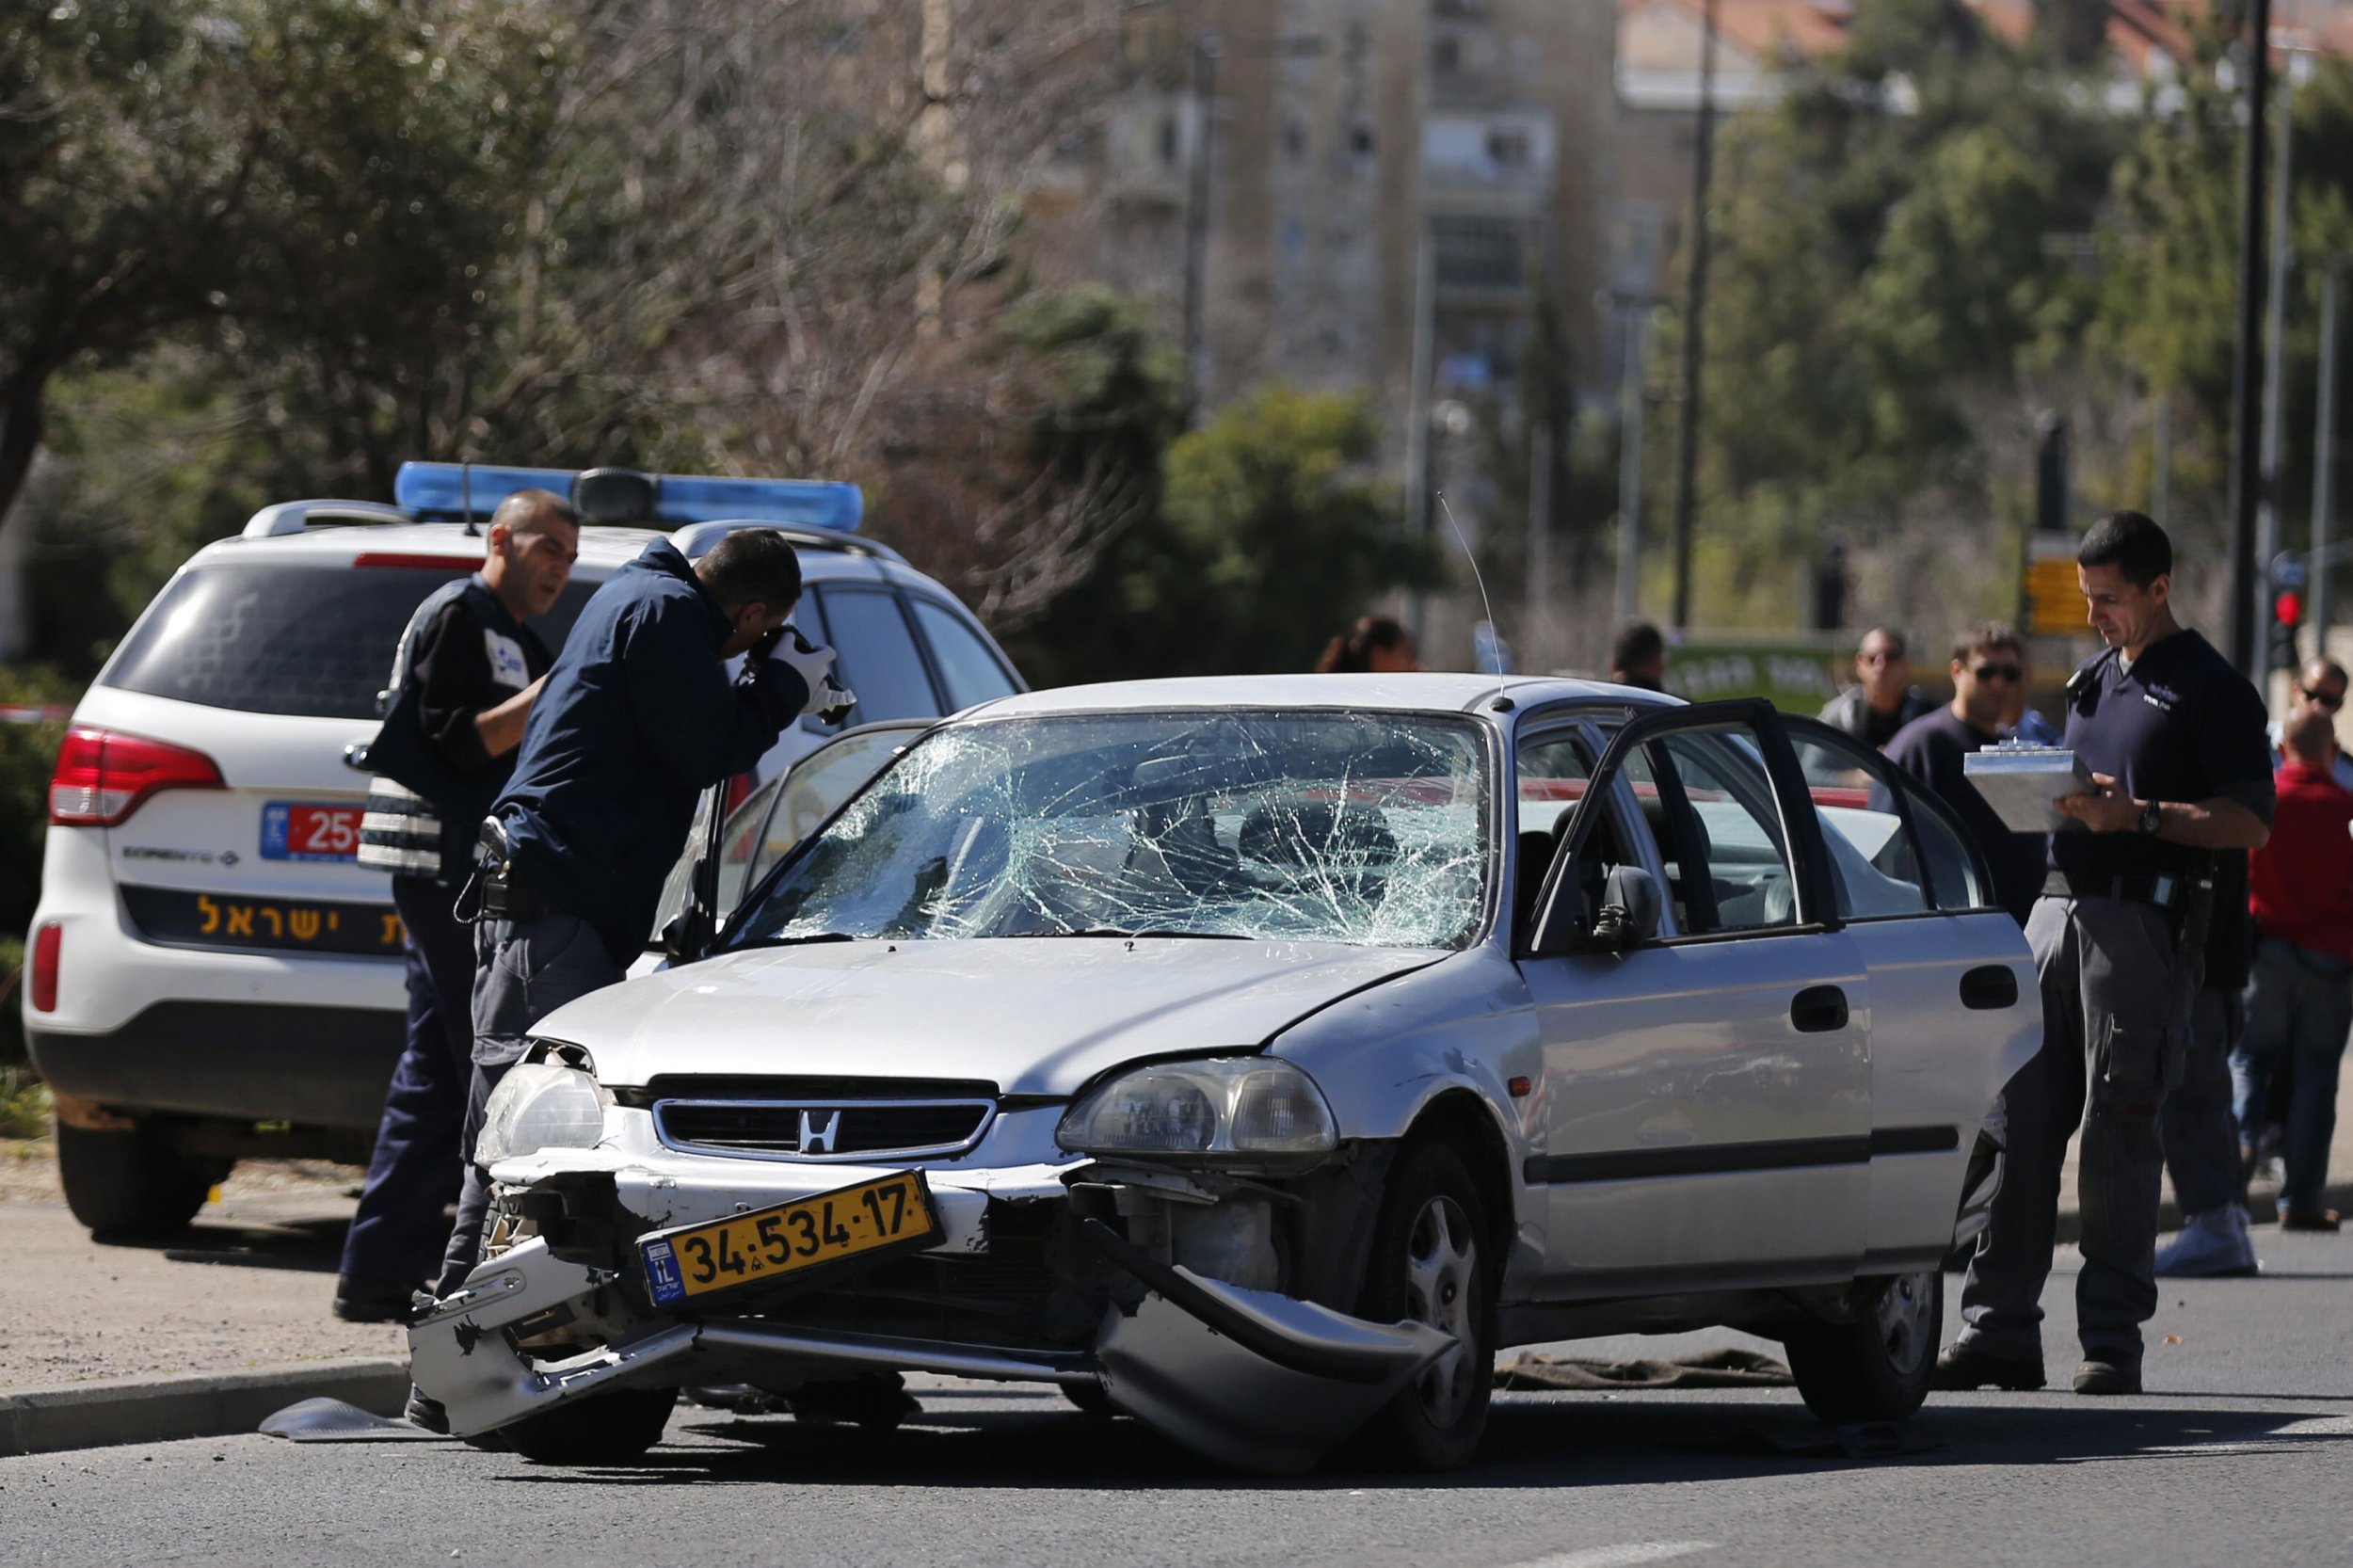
{"left": 392, "top": 462, "right": 864, "bottom": 532}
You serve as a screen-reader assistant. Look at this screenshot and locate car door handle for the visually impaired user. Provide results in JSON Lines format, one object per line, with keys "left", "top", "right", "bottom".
{"left": 1960, "top": 965, "right": 2019, "bottom": 1011}
{"left": 1790, "top": 984, "right": 1849, "bottom": 1033}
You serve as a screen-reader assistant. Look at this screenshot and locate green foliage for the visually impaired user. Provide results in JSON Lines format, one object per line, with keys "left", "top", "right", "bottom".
{"left": 0, "top": 1068, "right": 49, "bottom": 1136}
{"left": 0, "top": 0, "right": 561, "bottom": 522}
{"left": 0, "top": 667, "right": 72, "bottom": 940}
{"left": 1016, "top": 383, "right": 1432, "bottom": 682}
{"left": 1682, "top": 0, "right": 2128, "bottom": 628}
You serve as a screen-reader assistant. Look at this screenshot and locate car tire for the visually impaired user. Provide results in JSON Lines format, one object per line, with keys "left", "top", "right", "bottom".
{"left": 1353, "top": 1138, "right": 1496, "bottom": 1472}
{"left": 502, "top": 1387, "right": 677, "bottom": 1465}
{"left": 1783, "top": 1271, "right": 1942, "bottom": 1424}
{"left": 1062, "top": 1379, "right": 1120, "bottom": 1417}
{"left": 55, "top": 1120, "right": 221, "bottom": 1240}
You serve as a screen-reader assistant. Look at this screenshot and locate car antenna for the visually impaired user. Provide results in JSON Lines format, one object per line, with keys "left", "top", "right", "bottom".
{"left": 1435, "top": 489, "right": 1513, "bottom": 710}
{"left": 461, "top": 460, "right": 479, "bottom": 537}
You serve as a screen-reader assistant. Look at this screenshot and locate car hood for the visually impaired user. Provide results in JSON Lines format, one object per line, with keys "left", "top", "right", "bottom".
{"left": 537, "top": 937, "right": 1447, "bottom": 1096}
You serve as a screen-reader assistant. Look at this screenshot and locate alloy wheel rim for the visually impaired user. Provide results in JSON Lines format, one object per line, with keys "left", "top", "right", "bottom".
{"left": 1402, "top": 1194, "right": 1480, "bottom": 1425}
{"left": 1875, "top": 1272, "right": 1935, "bottom": 1378}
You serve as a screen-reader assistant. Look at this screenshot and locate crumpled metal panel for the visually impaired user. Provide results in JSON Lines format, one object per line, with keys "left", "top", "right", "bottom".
{"left": 1095, "top": 1273, "right": 1454, "bottom": 1475}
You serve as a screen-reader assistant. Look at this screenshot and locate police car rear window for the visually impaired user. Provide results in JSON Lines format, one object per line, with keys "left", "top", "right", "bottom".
{"left": 102, "top": 564, "right": 598, "bottom": 720}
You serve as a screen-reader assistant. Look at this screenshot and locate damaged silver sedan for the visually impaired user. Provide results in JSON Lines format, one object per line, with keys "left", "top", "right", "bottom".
{"left": 410, "top": 675, "right": 2037, "bottom": 1473}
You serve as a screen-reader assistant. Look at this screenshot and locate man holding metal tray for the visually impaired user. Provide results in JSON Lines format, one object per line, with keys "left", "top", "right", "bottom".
{"left": 1937, "top": 511, "right": 2273, "bottom": 1398}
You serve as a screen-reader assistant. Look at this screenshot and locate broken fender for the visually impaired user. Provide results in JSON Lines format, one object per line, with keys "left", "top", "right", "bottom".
{"left": 1080, "top": 1219, "right": 1454, "bottom": 1474}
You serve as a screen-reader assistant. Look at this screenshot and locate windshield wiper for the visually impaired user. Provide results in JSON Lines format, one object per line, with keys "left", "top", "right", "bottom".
{"left": 739, "top": 931, "right": 862, "bottom": 949}
{"left": 1033, "top": 927, "right": 1254, "bottom": 940}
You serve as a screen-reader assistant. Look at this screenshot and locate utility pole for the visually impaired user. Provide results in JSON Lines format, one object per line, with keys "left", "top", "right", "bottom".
{"left": 1180, "top": 34, "right": 1221, "bottom": 416}
{"left": 1405, "top": 226, "right": 1437, "bottom": 644}
{"left": 2227, "top": 0, "right": 2275, "bottom": 674}
{"left": 1526, "top": 416, "right": 1554, "bottom": 657}
{"left": 1668, "top": 0, "right": 1719, "bottom": 632}
{"left": 2255, "top": 47, "right": 2300, "bottom": 658}
{"left": 2315, "top": 261, "right": 2344, "bottom": 647}
{"left": 1615, "top": 306, "right": 1652, "bottom": 627}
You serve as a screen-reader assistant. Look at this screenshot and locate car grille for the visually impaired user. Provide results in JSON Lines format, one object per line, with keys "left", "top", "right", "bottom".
{"left": 652, "top": 1096, "right": 996, "bottom": 1161}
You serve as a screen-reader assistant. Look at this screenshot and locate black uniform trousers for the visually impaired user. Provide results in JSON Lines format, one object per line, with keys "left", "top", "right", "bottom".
{"left": 336, "top": 877, "right": 475, "bottom": 1292}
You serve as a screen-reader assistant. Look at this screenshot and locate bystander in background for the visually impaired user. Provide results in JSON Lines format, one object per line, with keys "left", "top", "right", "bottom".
{"left": 1609, "top": 621, "right": 1666, "bottom": 692}
{"left": 1884, "top": 623, "right": 2045, "bottom": 925}
{"left": 1819, "top": 627, "right": 1933, "bottom": 750}
{"left": 2233, "top": 709, "right": 2353, "bottom": 1232}
{"left": 1317, "top": 615, "right": 1419, "bottom": 674}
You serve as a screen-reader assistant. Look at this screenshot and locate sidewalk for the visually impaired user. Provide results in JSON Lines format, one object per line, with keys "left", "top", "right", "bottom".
{"left": 0, "top": 1147, "right": 407, "bottom": 1454}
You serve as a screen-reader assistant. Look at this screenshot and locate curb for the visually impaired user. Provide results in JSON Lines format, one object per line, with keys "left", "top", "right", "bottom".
{"left": 0, "top": 1357, "right": 410, "bottom": 1458}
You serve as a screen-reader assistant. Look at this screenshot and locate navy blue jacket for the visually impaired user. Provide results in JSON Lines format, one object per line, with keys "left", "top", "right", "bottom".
{"left": 491, "top": 540, "right": 808, "bottom": 961}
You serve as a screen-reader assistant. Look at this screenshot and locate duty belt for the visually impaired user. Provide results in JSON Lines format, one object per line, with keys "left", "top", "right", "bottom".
{"left": 2042, "top": 869, "right": 2185, "bottom": 911}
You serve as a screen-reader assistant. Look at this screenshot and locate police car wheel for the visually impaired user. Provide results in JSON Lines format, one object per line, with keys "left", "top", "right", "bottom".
{"left": 502, "top": 1386, "right": 677, "bottom": 1465}
{"left": 55, "top": 1121, "right": 223, "bottom": 1240}
{"left": 1783, "top": 1271, "right": 1943, "bottom": 1424}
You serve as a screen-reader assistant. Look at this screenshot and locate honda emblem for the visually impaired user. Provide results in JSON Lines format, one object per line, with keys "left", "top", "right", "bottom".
{"left": 797, "top": 1109, "right": 843, "bottom": 1155}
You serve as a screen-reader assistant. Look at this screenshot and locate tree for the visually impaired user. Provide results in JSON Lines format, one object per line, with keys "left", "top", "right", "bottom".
{"left": 0, "top": 0, "right": 554, "bottom": 540}
{"left": 1024, "top": 384, "right": 1433, "bottom": 681}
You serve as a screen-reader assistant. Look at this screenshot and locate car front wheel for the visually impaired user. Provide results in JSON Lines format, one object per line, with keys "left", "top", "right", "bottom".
{"left": 1783, "top": 1271, "right": 1942, "bottom": 1423}
{"left": 503, "top": 1386, "right": 677, "bottom": 1465}
{"left": 1354, "top": 1139, "right": 1496, "bottom": 1471}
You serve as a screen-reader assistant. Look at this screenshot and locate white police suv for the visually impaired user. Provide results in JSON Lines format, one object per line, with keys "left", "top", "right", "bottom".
{"left": 23, "top": 462, "right": 1023, "bottom": 1237}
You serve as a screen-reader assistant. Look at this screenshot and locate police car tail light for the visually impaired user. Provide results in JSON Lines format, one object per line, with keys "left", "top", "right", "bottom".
{"left": 49, "top": 728, "right": 227, "bottom": 827}
{"left": 29, "top": 922, "right": 60, "bottom": 1013}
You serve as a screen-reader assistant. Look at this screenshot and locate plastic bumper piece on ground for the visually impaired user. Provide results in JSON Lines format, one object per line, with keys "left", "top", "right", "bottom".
{"left": 1079, "top": 1219, "right": 1455, "bottom": 1474}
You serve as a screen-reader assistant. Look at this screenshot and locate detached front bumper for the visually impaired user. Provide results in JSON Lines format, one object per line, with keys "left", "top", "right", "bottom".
{"left": 409, "top": 1147, "right": 1452, "bottom": 1473}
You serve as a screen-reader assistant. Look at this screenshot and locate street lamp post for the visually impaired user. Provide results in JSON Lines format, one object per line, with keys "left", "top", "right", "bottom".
{"left": 2227, "top": 0, "right": 2276, "bottom": 674}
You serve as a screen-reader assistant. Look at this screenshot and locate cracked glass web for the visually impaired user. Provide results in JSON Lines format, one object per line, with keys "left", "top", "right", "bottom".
{"left": 729, "top": 712, "right": 1492, "bottom": 949}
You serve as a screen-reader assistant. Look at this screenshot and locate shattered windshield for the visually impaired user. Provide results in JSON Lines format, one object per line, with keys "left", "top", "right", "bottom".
{"left": 728, "top": 711, "right": 1492, "bottom": 949}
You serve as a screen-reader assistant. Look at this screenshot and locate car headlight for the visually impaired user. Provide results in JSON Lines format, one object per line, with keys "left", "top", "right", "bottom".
{"left": 1058, "top": 1057, "right": 1337, "bottom": 1164}
{"left": 473, "top": 1063, "right": 613, "bottom": 1167}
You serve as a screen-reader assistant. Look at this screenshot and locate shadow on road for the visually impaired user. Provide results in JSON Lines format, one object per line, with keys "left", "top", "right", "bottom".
{"left": 491, "top": 1388, "right": 2353, "bottom": 1492}
{"left": 132, "top": 1214, "right": 349, "bottom": 1274}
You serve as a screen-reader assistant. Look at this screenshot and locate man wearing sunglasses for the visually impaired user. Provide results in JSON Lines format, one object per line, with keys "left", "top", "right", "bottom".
{"left": 2272, "top": 659, "right": 2353, "bottom": 791}
{"left": 1885, "top": 622, "right": 2046, "bottom": 924}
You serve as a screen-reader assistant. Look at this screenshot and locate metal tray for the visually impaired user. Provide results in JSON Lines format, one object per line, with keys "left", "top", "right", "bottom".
{"left": 1961, "top": 744, "right": 2094, "bottom": 834}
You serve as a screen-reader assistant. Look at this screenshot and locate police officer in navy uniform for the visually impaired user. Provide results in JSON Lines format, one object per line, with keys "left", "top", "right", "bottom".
{"left": 1936, "top": 511, "right": 2273, "bottom": 1396}
{"left": 334, "top": 489, "right": 578, "bottom": 1321}
{"left": 431, "top": 526, "right": 837, "bottom": 1304}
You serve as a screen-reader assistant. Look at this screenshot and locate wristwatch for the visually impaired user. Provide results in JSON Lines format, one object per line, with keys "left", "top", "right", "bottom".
{"left": 2138, "top": 800, "right": 2163, "bottom": 836}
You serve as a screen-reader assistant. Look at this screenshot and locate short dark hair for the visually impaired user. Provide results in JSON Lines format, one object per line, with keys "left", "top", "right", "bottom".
{"left": 1316, "top": 615, "right": 1413, "bottom": 674}
{"left": 1951, "top": 620, "right": 2022, "bottom": 665}
{"left": 2077, "top": 510, "right": 2171, "bottom": 587}
{"left": 696, "top": 527, "right": 803, "bottom": 614}
{"left": 491, "top": 488, "right": 578, "bottom": 535}
{"left": 1859, "top": 626, "right": 1907, "bottom": 660}
{"left": 1610, "top": 619, "right": 1665, "bottom": 673}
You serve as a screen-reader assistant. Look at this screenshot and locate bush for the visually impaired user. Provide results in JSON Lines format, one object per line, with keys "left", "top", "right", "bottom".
{"left": 0, "top": 1067, "right": 50, "bottom": 1139}
{"left": 0, "top": 666, "right": 76, "bottom": 940}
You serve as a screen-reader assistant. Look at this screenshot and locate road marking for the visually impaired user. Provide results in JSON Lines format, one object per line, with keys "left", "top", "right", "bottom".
{"left": 1507, "top": 1543, "right": 1716, "bottom": 1568}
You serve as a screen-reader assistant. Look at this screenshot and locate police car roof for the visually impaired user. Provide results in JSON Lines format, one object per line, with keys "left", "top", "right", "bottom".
{"left": 194, "top": 514, "right": 908, "bottom": 573}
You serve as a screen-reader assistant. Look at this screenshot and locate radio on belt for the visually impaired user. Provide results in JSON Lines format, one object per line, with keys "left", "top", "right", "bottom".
{"left": 1962, "top": 740, "right": 2096, "bottom": 833}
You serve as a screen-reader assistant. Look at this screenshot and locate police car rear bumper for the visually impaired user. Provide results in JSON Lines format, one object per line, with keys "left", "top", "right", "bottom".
{"left": 28, "top": 1000, "right": 406, "bottom": 1129}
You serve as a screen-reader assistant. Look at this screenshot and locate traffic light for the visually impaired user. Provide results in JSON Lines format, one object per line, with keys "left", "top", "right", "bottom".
{"left": 2272, "top": 589, "right": 2305, "bottom": 672}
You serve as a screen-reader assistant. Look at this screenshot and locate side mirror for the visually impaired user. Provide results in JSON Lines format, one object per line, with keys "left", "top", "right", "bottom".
{"left": 1586, "top": 865, "right": 1662, "bottom": 952}
{"left": 661, "top": 857, "right": 715, "bottom": 963}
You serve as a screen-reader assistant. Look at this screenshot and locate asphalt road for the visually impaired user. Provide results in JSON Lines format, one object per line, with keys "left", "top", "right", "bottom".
{"left": 6, "top": 1230, "right": 2351, "bottom": 1568}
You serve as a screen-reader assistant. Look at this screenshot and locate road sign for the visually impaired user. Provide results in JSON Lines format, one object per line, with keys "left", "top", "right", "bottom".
{"left": 2022, "top": 536, "right": 2085, "bottom": 636}
{"left": 2273, "top": 551, "right": 2309, "bottom": 589}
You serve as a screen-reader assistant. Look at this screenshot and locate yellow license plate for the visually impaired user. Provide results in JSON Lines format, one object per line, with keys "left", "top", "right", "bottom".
{"left": 638, "top": 1171, "right": 938, "bottom": 1305}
